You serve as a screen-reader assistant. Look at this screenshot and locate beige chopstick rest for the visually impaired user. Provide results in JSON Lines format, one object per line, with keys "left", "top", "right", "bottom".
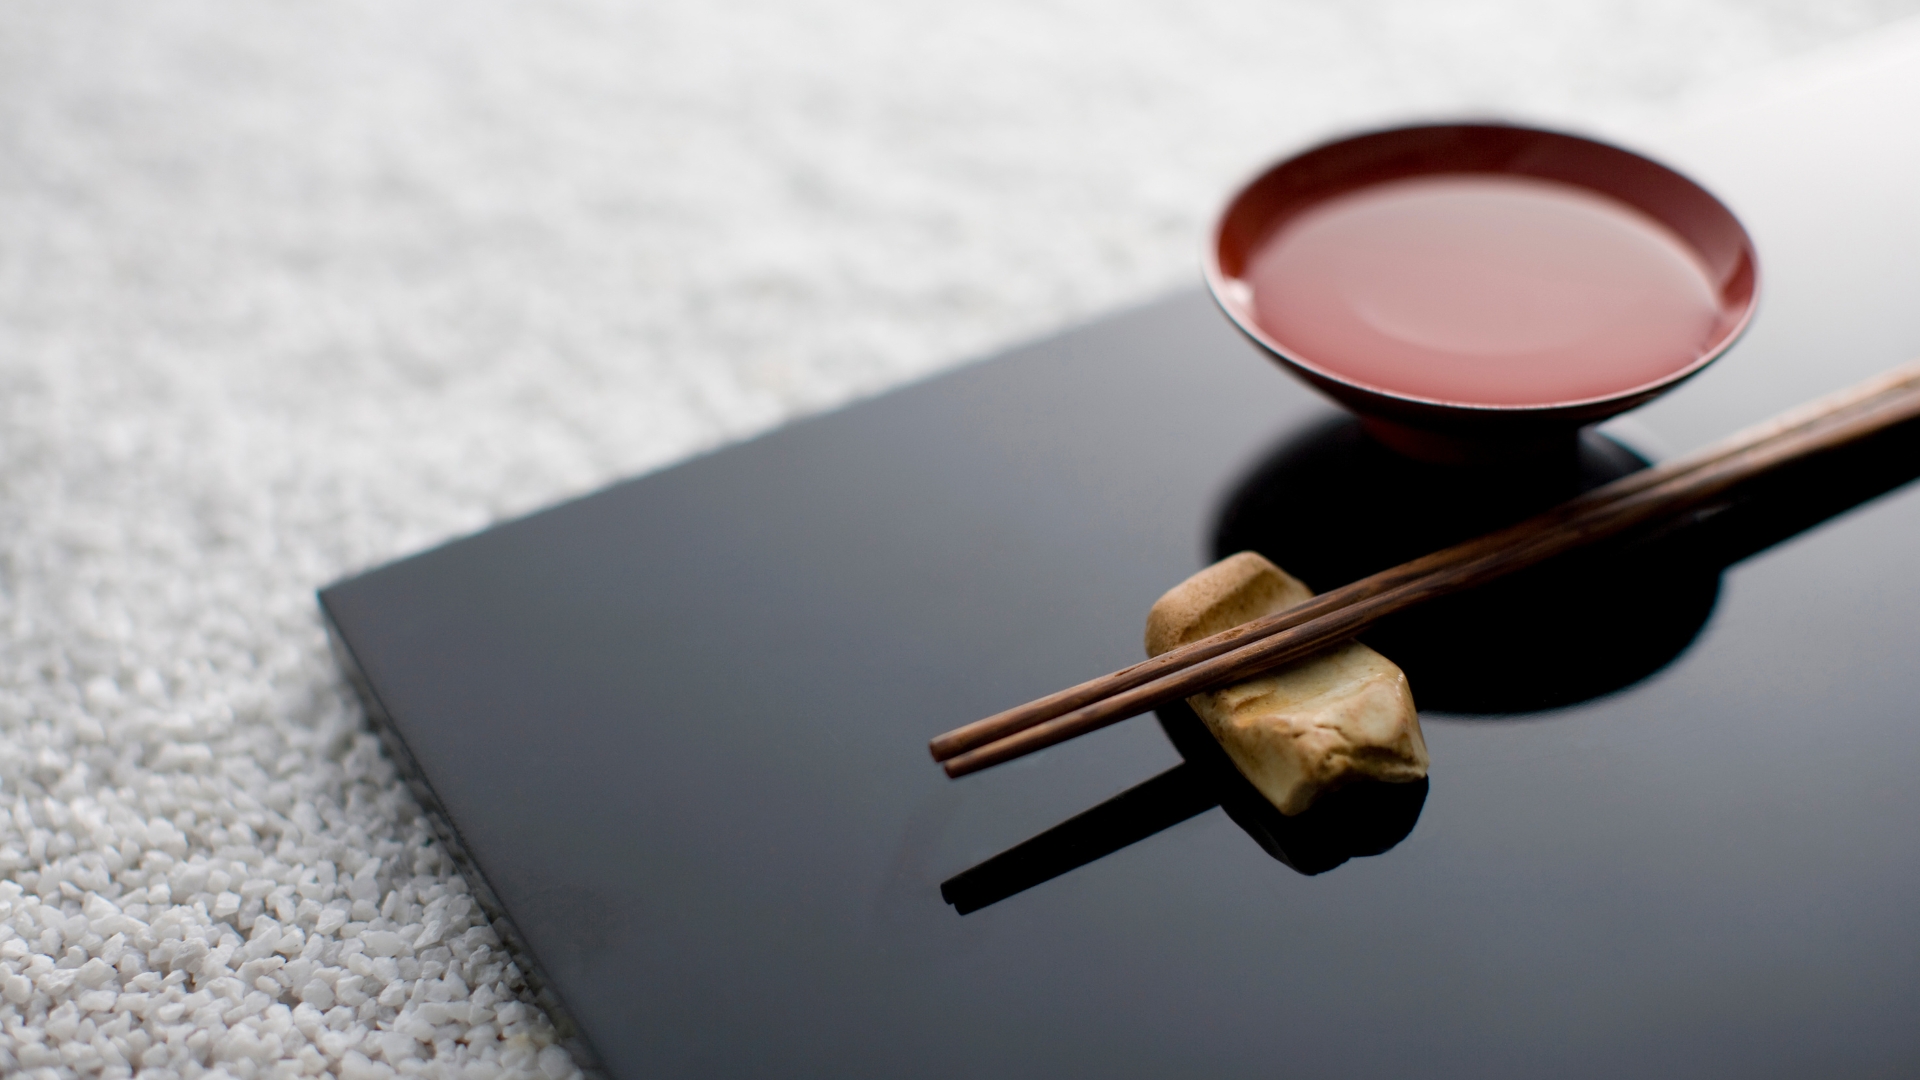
{"left": 1145, "top": 551, "right": 1429, "bottom": 815}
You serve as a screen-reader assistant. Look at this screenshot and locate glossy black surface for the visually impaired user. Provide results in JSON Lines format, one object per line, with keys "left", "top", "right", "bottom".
{"left": 322, "top": 63, "right": 1920, "bottom": 1080}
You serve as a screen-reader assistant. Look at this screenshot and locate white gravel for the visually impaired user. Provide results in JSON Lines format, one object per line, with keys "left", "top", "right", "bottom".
{"left": 2, "top": 1, "right": 1916, "bottom": 1076}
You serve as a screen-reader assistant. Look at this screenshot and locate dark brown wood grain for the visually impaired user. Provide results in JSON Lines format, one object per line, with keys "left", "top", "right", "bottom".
{"left": 933, "top": 360, "right": 1920, "bottom": 778}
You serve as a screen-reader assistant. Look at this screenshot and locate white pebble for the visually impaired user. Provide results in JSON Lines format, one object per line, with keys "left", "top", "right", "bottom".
{"left": 362, "top": 931, "right": 406, "bottom": 957}
{"left": 299, "top": 979, "right": 335, "bottom": 1010}
{"left": 537, "top": 1044, "right": 575, "bottom": 1080}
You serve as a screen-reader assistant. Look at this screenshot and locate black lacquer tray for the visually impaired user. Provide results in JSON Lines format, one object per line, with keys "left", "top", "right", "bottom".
{"left": 321, "top": 53, "right": 1920, "bottom": 1080}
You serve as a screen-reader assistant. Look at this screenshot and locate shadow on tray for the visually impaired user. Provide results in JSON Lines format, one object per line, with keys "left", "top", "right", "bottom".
{"left": 945, "top": 408, "right": 1920, "bottom": 915}
{"left": 942, "top": 701, "right": 1430, "bottom": 915}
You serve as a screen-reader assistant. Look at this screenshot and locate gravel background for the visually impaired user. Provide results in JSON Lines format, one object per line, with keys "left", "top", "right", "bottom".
{"left": 3, "top": 2, "right": 1918, "bottom": 1077}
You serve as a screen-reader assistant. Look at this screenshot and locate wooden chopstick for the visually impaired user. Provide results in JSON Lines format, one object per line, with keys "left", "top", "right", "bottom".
{"left": 932, "top": 359, "right": 1920, "bottom": 778}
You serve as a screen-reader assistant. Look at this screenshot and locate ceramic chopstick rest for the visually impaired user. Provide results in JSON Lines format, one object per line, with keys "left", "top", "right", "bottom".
{"left": 1144, "top": 551, "right": 1429, "bottom": 815}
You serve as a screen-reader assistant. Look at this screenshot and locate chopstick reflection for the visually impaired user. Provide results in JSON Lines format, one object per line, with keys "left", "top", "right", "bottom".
{"left": 940, "top": 763, "right": 1216, "bottom": 916}
{"left": 942, "top": 702, "right": 1428, "bottom": 916}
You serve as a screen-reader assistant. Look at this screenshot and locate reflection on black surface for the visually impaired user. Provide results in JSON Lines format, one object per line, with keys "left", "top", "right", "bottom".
{"left": 1156, "top": 700, "right": 1428, "bottom": 875}
{"left": 1666, "top": 407, "right": 1920, "bottom": 570}
{"left": 1214, "top": 418, "right": 1722, "bottom": 714}
{"left": 1213, "top": 412, "right": 1920, "bottom": 714}
{"left": 943, "top": 702, "right": 1428, "bottom": 915}
{"left": 941, "top": 764, "right": 1216, "bottom": 915}
{"left": 945, "top": 410, "right": 1920, "bottom": 916}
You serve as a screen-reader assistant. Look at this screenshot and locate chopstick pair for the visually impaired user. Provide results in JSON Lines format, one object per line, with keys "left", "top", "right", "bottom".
{"left": 930, "top": 359, "right": 1920, "bottom": 778}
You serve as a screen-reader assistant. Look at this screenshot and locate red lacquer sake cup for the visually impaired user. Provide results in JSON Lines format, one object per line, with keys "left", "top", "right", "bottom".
{"left": 1205, "top": 124, "right": 1759, "bottom": 461}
